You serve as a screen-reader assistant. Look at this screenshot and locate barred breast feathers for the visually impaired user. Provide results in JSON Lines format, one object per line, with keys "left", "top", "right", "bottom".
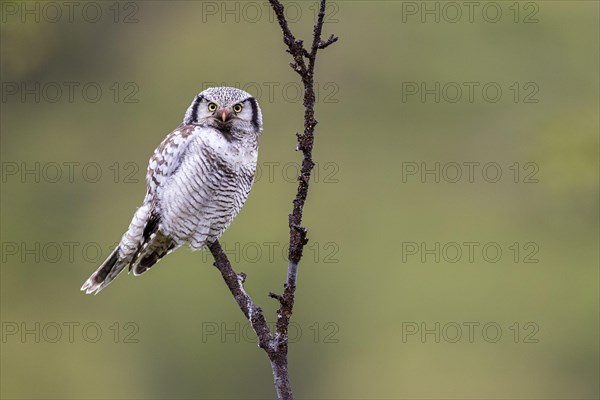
{"left": 148, "top": 125, "right": 257, "bottom": 248}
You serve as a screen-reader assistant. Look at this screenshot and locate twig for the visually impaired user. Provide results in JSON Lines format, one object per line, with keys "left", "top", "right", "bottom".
{"left": 208, "top": 1, "right": 337, "bottom": 398}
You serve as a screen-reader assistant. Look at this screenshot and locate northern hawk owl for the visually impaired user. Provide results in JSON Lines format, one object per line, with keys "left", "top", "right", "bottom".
{"left": 82, "top": 87, "right": 263, "bottom": 294}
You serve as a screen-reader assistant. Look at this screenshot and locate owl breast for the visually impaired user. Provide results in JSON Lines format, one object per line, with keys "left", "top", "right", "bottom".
{"left": 156, "top": 128, "right": 257, "bottom": 249}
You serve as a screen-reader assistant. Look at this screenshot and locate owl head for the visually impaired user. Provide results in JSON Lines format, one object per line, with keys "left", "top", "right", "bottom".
{"left": 184, "top": 87, "right": 263, "bottom": 139}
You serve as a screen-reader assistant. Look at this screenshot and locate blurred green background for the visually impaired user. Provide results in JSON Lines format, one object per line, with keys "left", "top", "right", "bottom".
{"left": 1, "top": 1, "right": 598, "bottom": 399}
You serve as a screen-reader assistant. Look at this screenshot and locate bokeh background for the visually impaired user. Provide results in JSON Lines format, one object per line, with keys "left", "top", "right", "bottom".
{"left": 1, "top": 1, "right": 598, "bottom": 399}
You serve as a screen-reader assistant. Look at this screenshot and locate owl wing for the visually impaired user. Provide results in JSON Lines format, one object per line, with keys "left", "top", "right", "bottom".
{"left": 146, "top": 124, "right": 199, "bottom": 196}
{"left": 82, "top": 125, "right": 202, "bottom": 293}
{"left": 128, "top": 125, "right": 200, "bottom": 274}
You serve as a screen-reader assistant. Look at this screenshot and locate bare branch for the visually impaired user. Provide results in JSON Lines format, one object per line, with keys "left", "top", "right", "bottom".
{"left": 208, "top": 1, "right": 337, "bottom": 398}
{"left": 207, "top": 241, "right": 273, "bottom": 351}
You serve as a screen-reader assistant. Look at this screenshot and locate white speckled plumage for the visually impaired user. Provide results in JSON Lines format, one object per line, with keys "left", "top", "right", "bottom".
{"left": 82, "top": 87, "right": 262, "bottom": 294}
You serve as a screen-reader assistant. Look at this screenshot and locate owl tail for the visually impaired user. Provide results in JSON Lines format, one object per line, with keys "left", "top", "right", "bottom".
{"left": 130, "top": 231, "right": 177, "bottom": 276}
{"left": 80, "top": 204, "right": 177, "bottom": 294}
{"left": 81, "top": 247, "right": 128, "bottom": 295}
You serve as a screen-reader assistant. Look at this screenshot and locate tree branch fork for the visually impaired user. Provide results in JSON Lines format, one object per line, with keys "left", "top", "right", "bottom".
{"left": 207, "top": 1, "right": 337, "bottom": 399}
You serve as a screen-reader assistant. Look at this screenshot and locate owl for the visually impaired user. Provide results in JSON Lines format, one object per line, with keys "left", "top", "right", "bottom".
{"left": 81, "top": 87, "right": 263, "bottom": 294}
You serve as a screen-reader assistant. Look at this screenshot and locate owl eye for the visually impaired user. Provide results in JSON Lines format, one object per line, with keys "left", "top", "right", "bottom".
{"left": 208, "top": 103, "right": 217, "bottom": 112}
{"left": 233, "top": 104, "right": 243, "bottom": 113}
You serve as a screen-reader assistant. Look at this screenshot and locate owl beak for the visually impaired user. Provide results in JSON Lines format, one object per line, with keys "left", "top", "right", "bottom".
{"left": 217, "top": 108, "right": 230, "bottom": 123}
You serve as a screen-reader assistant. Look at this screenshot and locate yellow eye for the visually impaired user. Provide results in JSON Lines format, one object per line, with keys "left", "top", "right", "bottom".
{"left": 233, "top": 104, "right": 243, "bottom": 113}
{"left": 208, "top": 103, "right": 217, "bottom": 112}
